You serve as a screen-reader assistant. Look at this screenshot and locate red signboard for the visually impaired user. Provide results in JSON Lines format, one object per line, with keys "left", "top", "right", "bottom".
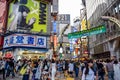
{"left": 54, "top": 35, "right": 57, "bottom": 51}
{"left": 0, "top": 36, "right": 4, "bottom": 47}
{"left": 0, "top": 0, "right": 7, "bottom": 33}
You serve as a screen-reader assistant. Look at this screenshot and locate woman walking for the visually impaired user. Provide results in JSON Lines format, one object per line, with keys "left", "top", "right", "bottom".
{"left": 113, "top": 60, "right": 120, "bottom": 80}
{"left": 82, "top": 60, "right": 96, "bottom": 80}
{"left": 50, "top": 59, "right": 56, "bottom": 80}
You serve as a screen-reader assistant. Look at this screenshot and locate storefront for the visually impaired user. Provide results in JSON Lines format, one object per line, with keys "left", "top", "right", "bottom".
{"left": 3, "top": 33, "right": 48, "bottom": 60}
{"left": 92, "top": 51, "right": 110, "bottom": 59}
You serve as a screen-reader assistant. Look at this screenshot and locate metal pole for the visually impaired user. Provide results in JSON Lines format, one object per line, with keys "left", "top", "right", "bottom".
{"left": 85, "top": 2, "right": 90, "bottom": 58}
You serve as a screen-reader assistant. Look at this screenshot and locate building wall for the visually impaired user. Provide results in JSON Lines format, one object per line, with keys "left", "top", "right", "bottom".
{"left": 86, "top": 0, "right": 120, "bottom": 56}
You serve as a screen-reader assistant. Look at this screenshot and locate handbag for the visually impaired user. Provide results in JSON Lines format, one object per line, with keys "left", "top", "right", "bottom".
{"left": 19, "top": 65, "right": 27, "bottom": 75}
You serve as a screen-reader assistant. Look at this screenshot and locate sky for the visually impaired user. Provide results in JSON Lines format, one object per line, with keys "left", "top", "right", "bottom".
{"left": 59, "top": 0, "right": 83, "bottom": 25}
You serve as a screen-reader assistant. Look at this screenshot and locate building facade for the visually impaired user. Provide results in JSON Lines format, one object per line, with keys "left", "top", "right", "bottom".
{"left": 85, "top": 0, "right": 120, "bottom": 59}
{"left": 0, "top": 0, "right": 53, "bottom": 60}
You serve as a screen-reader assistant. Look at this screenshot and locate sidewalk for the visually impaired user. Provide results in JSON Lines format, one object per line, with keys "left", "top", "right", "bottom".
{"left": 0, "top": 74, "right": 22, "bottom": 80}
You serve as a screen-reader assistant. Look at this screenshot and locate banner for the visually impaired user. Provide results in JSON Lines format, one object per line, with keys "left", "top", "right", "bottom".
{"left": 68, "top": 25, "right": 106, "bottom": 39}
{"left": 7, "top": 0, "right": 48, "bottom": 33}
{"left": 0, "top": 0, "right": 7, "bottom": 33}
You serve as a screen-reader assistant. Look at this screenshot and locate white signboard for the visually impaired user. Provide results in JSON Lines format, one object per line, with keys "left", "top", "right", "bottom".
{"left": 3, "top": 34, "right": 47, "bottom": 48}
{"left": 58, "top": 14, "right": 70, "bottom": 24}
{"left": 52, "top": 0, "right": 58, "bottom": 13}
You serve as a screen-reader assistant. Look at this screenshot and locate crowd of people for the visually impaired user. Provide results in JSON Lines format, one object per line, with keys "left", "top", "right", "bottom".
{"left": 0, "top": 57, "right": 120, "bottom": 80}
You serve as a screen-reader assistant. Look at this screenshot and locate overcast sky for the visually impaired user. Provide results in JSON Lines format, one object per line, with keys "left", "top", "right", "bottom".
{"left": 59, "top": 0, "right": 83, "bottom": 25}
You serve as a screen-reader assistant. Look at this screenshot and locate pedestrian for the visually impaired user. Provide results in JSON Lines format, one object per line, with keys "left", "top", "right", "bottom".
{"left": 0, "top": 58, "right": 6, "bottom": 80}
{"left": 81, "top": 59, "right": 96, "bottom": 80}
{"left": 6, "top": 58, "right": 15, "bottom": 78}
{"left": 113, "top": 60, "right": 120, "bottom": 80}
{"left": 35, "top": 60, "right": 42, "bottom": 80}
{"left": 97, "top": 60, "right": 105, "bottom": 80}
{"left": 68, "top": 61, "right": 74, "bottom": 77}
{"left": 22, "top": 61, "right": 31, "bottom": 80}
{"left": 50, "top": 59, "right": 56, "bottom": 80}
{"left": 106, "top": 59, "right": 114, "bottom": 80}
{"left": 57, "top": 60, "right": 63, "bottom": 78}
{"left": 74, "top": 61, "right": 80, "bottom": 78}
{"left": 42, "top": 59, "right": 49, "bottom": 80}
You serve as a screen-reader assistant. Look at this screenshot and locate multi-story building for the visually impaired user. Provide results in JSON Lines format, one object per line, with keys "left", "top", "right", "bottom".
{"left": 84, "top": 0, "right": 120, "bottom": 59}
{"left": 0, "top": 0, "right": 53, "bottom": 60}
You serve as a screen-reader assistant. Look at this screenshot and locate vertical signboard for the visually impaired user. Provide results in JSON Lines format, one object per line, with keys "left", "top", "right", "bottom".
{"left": 69, "top": 39, "right": 74, "bottom": 52}
{"left": 54, "top": 35, "right": 57, "bottom": 51}
{"left": 52, "top": 0, "right": 58, "bottom": 13}
{"left": 0, "top": 0, "right": 7, "bottom": 33}
{"left": 53, "top": 21, "right": 57, "bottom": 33}
{"left": 7, "top": 0, "right": 48, "bottom": 33}
{"left": 0, "top": 36, "right": 4, "bottom": 47}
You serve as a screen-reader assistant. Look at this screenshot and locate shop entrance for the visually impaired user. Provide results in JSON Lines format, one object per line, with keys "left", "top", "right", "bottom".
{"left": 22, "top": 52, "right": 46, "bottom": 60}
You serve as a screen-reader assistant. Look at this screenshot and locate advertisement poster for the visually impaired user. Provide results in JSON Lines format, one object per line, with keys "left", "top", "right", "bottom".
{"left": 7, "top": 0, "right": 48, "bottom": 33}
{"left": 0, "top": 0, "right": 7, "bottom": 33}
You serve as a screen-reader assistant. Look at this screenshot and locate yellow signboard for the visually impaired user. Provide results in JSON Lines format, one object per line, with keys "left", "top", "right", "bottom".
{"left": 7, "top": 0, "right": 48, "bottom": 33}
{"left": 81, "top": 19, "right": 90, "bottom": 30}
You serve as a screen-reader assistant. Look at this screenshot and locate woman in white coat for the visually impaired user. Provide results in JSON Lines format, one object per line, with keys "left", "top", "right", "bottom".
{"left": 113, "top": 60, "right": 120, "bottom": 80}
{"left": 82, "top": 60, "right": 96, "bottom": 80}
{"left": 35, "top": 60, "right": 42, "bottom": 80}
{"left": 51, "top": 59, "right": 56, "bottom": 80}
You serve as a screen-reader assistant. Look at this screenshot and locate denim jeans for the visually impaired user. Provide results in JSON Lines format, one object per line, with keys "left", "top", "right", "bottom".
{"left": 22, "top": 74, "right": 29, "bottom": 80}
{"left": 98, "top": 74, "right": 104, "bottom": 80}
{"left": 75, "top": 68, "right": 79, "bottom": 77}
{"left": 6, "top": 67, "right": 15, "bottom": 77}
{"left": 108, "top": 71, "right": 114, "bottom": 80}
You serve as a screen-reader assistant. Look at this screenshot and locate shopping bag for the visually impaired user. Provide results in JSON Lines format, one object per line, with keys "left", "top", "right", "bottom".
{"left": 19, "top": 65, "right": 27, "bottom": 75}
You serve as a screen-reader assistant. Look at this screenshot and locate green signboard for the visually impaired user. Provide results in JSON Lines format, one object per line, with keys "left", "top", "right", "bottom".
{"left": 68, "top": 25, "right": 106, "bottom": 39}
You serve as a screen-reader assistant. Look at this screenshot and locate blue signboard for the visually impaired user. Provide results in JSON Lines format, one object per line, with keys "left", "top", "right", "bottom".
{"left": 53, "top": 21, "right": 57, "bottom": 33}
{"left": 69, "top": 39, "right": 74, "bottom": 52}
{"left": 3, "top": 34, "right": 47, "bottom": 48}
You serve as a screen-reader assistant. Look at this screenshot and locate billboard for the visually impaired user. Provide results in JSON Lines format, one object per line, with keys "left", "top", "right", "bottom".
{"left": 0, "top": 0, "right": 7, "bottom": 33}
{"left": 7, "top": 0, "right": 48, "bottom": 33}
{"left": 3, "top": 33, "right": 47, "bottom": 48}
